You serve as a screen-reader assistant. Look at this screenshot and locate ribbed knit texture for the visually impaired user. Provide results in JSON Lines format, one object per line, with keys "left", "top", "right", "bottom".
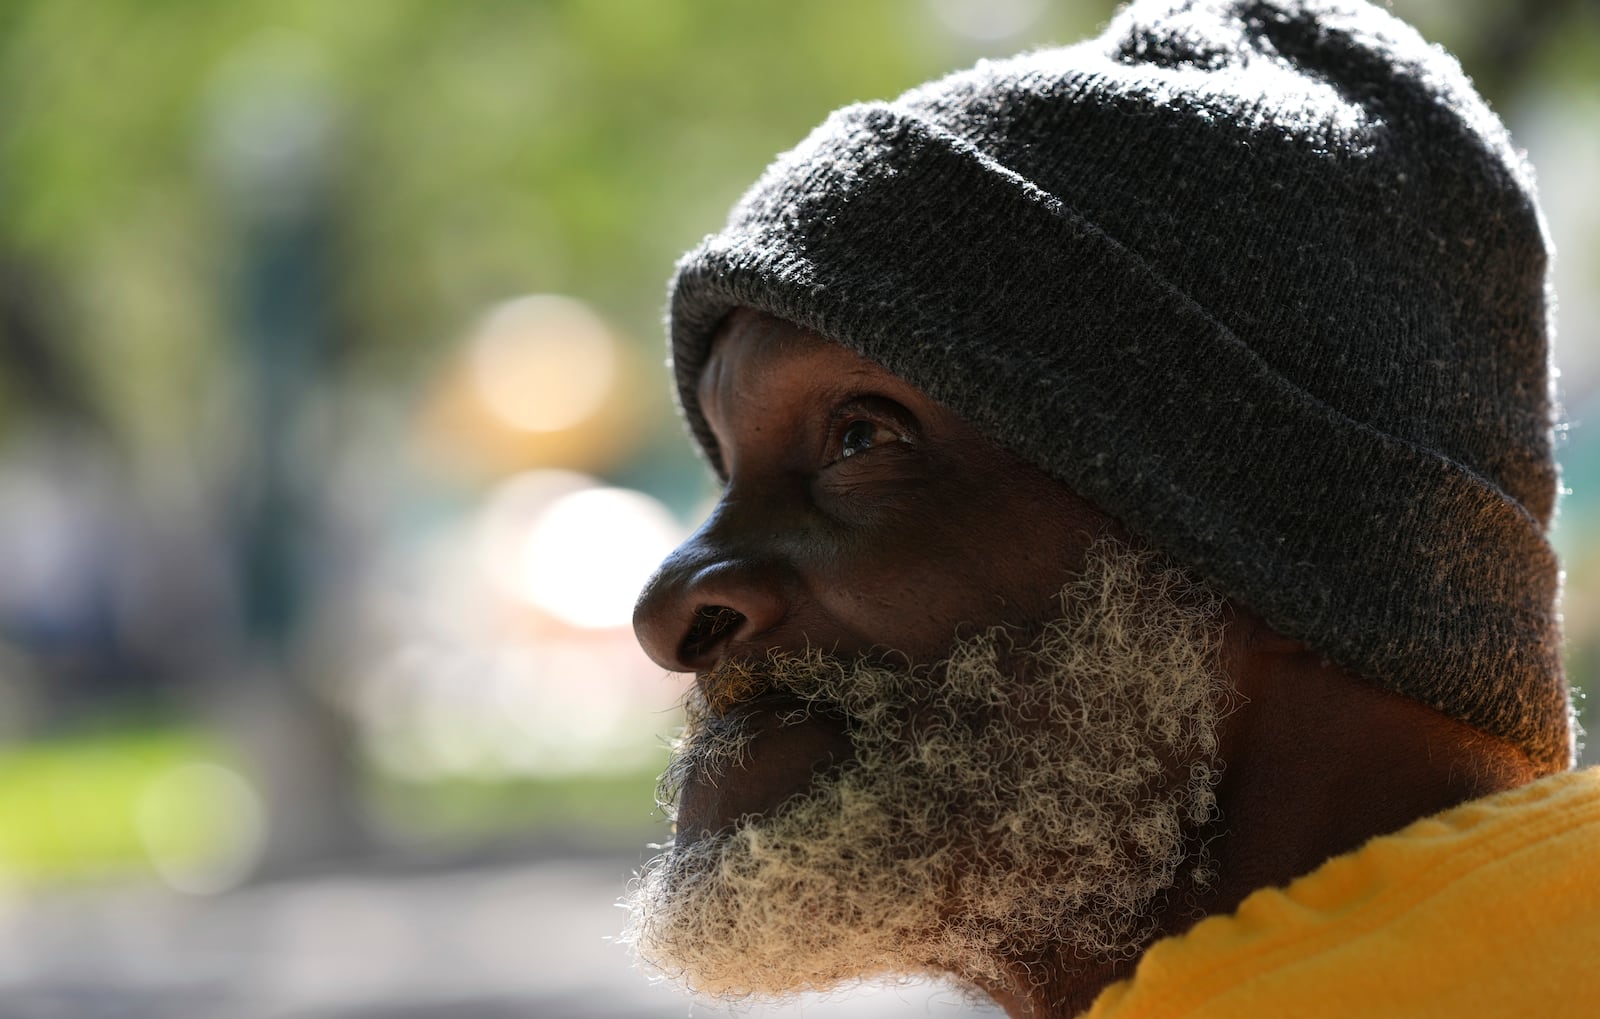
{"left": 667, "top": 0, "right": 1571, "bottom": 772}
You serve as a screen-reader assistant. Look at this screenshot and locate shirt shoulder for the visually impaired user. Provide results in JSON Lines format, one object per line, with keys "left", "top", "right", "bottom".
{"left": 1086, "top": 768, "right": 1600, "bottom": 1019}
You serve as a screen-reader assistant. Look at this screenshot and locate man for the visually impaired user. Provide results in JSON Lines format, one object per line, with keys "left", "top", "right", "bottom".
{"left": 626, "top": 0, "right": 1600, "bottom": 1016}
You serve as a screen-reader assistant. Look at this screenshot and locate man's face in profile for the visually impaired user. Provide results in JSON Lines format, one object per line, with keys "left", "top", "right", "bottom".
{"left": 627, "top": 310, "right": 1231, "bottom": 999}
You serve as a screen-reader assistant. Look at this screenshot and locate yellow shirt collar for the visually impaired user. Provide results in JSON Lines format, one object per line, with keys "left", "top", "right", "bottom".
{"left": 1085, "top": 768, "right": 1600, "bottom": 1018}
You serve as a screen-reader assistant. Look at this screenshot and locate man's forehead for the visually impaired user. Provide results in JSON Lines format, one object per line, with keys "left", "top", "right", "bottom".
{"left": 696, "top": 309, "right": 900, "bottom": 427}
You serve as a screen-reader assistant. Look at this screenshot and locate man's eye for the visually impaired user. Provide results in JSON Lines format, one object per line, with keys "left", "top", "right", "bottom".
{"left": 824, "top": 397, "right": 919, "bottom": 467}
{"left": 838, "top": 419, "right": 906, "bottom": 461}
{"left": 840, "top": 419, "right": 881, "bottom": 459}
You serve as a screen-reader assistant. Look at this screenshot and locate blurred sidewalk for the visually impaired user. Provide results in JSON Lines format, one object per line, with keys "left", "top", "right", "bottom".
{"left": 0, "top": 855, "right": 1001, "bottom": 1019}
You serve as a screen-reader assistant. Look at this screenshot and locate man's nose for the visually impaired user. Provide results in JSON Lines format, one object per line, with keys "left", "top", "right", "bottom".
{"left": 632, "top": 513, "right": 795, "bottom": 672}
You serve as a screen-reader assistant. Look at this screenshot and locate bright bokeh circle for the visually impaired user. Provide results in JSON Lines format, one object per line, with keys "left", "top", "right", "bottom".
{"left": 468, "top": 294, "right": 618, "bottom": 434}
{"left": 516, "top": 486, "right": 682, "bottom": 629}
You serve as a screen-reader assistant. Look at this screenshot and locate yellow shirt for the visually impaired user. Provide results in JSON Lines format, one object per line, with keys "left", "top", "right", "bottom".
{"left": 1086, "top": 768, "right": 1600, "bottom": 1018}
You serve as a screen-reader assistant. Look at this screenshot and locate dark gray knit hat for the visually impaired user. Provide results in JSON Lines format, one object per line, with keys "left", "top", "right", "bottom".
{"left": 666, "top": 0, "right": 1572, "bottom": 772}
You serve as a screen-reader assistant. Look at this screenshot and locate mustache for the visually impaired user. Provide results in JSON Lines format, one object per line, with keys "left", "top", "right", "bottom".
{"left": 693, "top": 657, "right": 781, "bottom": 717}
{"left": 690, "top": 649, "right": 861, "bottom": 716}
{"left": 689, "top": 645, "right": 941, "bottom": 723}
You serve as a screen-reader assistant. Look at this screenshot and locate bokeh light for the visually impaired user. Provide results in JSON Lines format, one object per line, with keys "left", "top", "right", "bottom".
{"left": 476, "top": 470, "right": 683, "bottom": 629}
{"left": 134, "top": 762, "right": 266, "bottom": 895}
{"left": 516, "top": 486, "right": 682, "bottom": 629}
{"left": 474, "top": 468, "right": 597, "bottom": 606}
{"left": 468, "top": 294, "right": 618, "bottom": 435}
{"left": 420, "top": 295, "right": 651, "bottom": 477}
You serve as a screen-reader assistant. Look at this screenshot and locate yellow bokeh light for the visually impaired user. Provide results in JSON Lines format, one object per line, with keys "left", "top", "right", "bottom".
{"left": 468, "top": 294, "right": 618, "bottom": 434}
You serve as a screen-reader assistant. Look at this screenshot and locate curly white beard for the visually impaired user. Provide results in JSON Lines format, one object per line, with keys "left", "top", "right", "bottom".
{"left": 623, "top": 540, "right": 1229, "bottom": 1000}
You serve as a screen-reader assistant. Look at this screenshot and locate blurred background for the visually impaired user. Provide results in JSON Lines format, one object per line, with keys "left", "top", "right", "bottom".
{"left": 0, "top": 1, "right": 1594, "bottom": 1017}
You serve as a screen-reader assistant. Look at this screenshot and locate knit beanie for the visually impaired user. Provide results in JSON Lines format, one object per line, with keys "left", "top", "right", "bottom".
{"left": 666, "top": 0, "right": 1572, "bottom": 773}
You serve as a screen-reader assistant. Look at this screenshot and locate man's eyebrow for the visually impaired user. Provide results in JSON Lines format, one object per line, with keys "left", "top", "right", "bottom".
{"left": 698, "top": 340, "right": 910, "bottom": 446}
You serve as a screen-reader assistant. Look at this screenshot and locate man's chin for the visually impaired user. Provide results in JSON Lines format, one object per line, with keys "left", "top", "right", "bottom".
{"left": 629, "top": 766, "right": 937, "bottom": 999}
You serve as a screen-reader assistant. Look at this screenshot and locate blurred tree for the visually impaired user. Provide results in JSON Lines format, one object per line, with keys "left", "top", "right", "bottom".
{"left": 1, "top": 0, "right": 1593, "bottom": 454}
{"left": 205, "top": 44, "right": 370, "bottom": 869}
{"left": 0, "top": 256, "right": 108, "bottom": 438}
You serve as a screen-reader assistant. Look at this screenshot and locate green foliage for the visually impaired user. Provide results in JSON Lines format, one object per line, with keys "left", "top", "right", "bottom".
{"left": 0, "top": 724, "right": 223, "bottom": 881}
{"left": 0, "top": 0, "right": 1123, "bottom": 447}
{"left": 3, "top": 0, "right": 1592, "bottom": 452}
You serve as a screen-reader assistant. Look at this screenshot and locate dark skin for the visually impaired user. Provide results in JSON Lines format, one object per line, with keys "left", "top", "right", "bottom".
{"left": 632, "top": 309, "right": 1540, "bottom": 1019}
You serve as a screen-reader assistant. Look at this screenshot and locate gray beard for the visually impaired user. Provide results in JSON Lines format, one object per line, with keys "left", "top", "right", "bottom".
{"left": 624, "top": 539, "right": 1229, "bottom": 1000}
